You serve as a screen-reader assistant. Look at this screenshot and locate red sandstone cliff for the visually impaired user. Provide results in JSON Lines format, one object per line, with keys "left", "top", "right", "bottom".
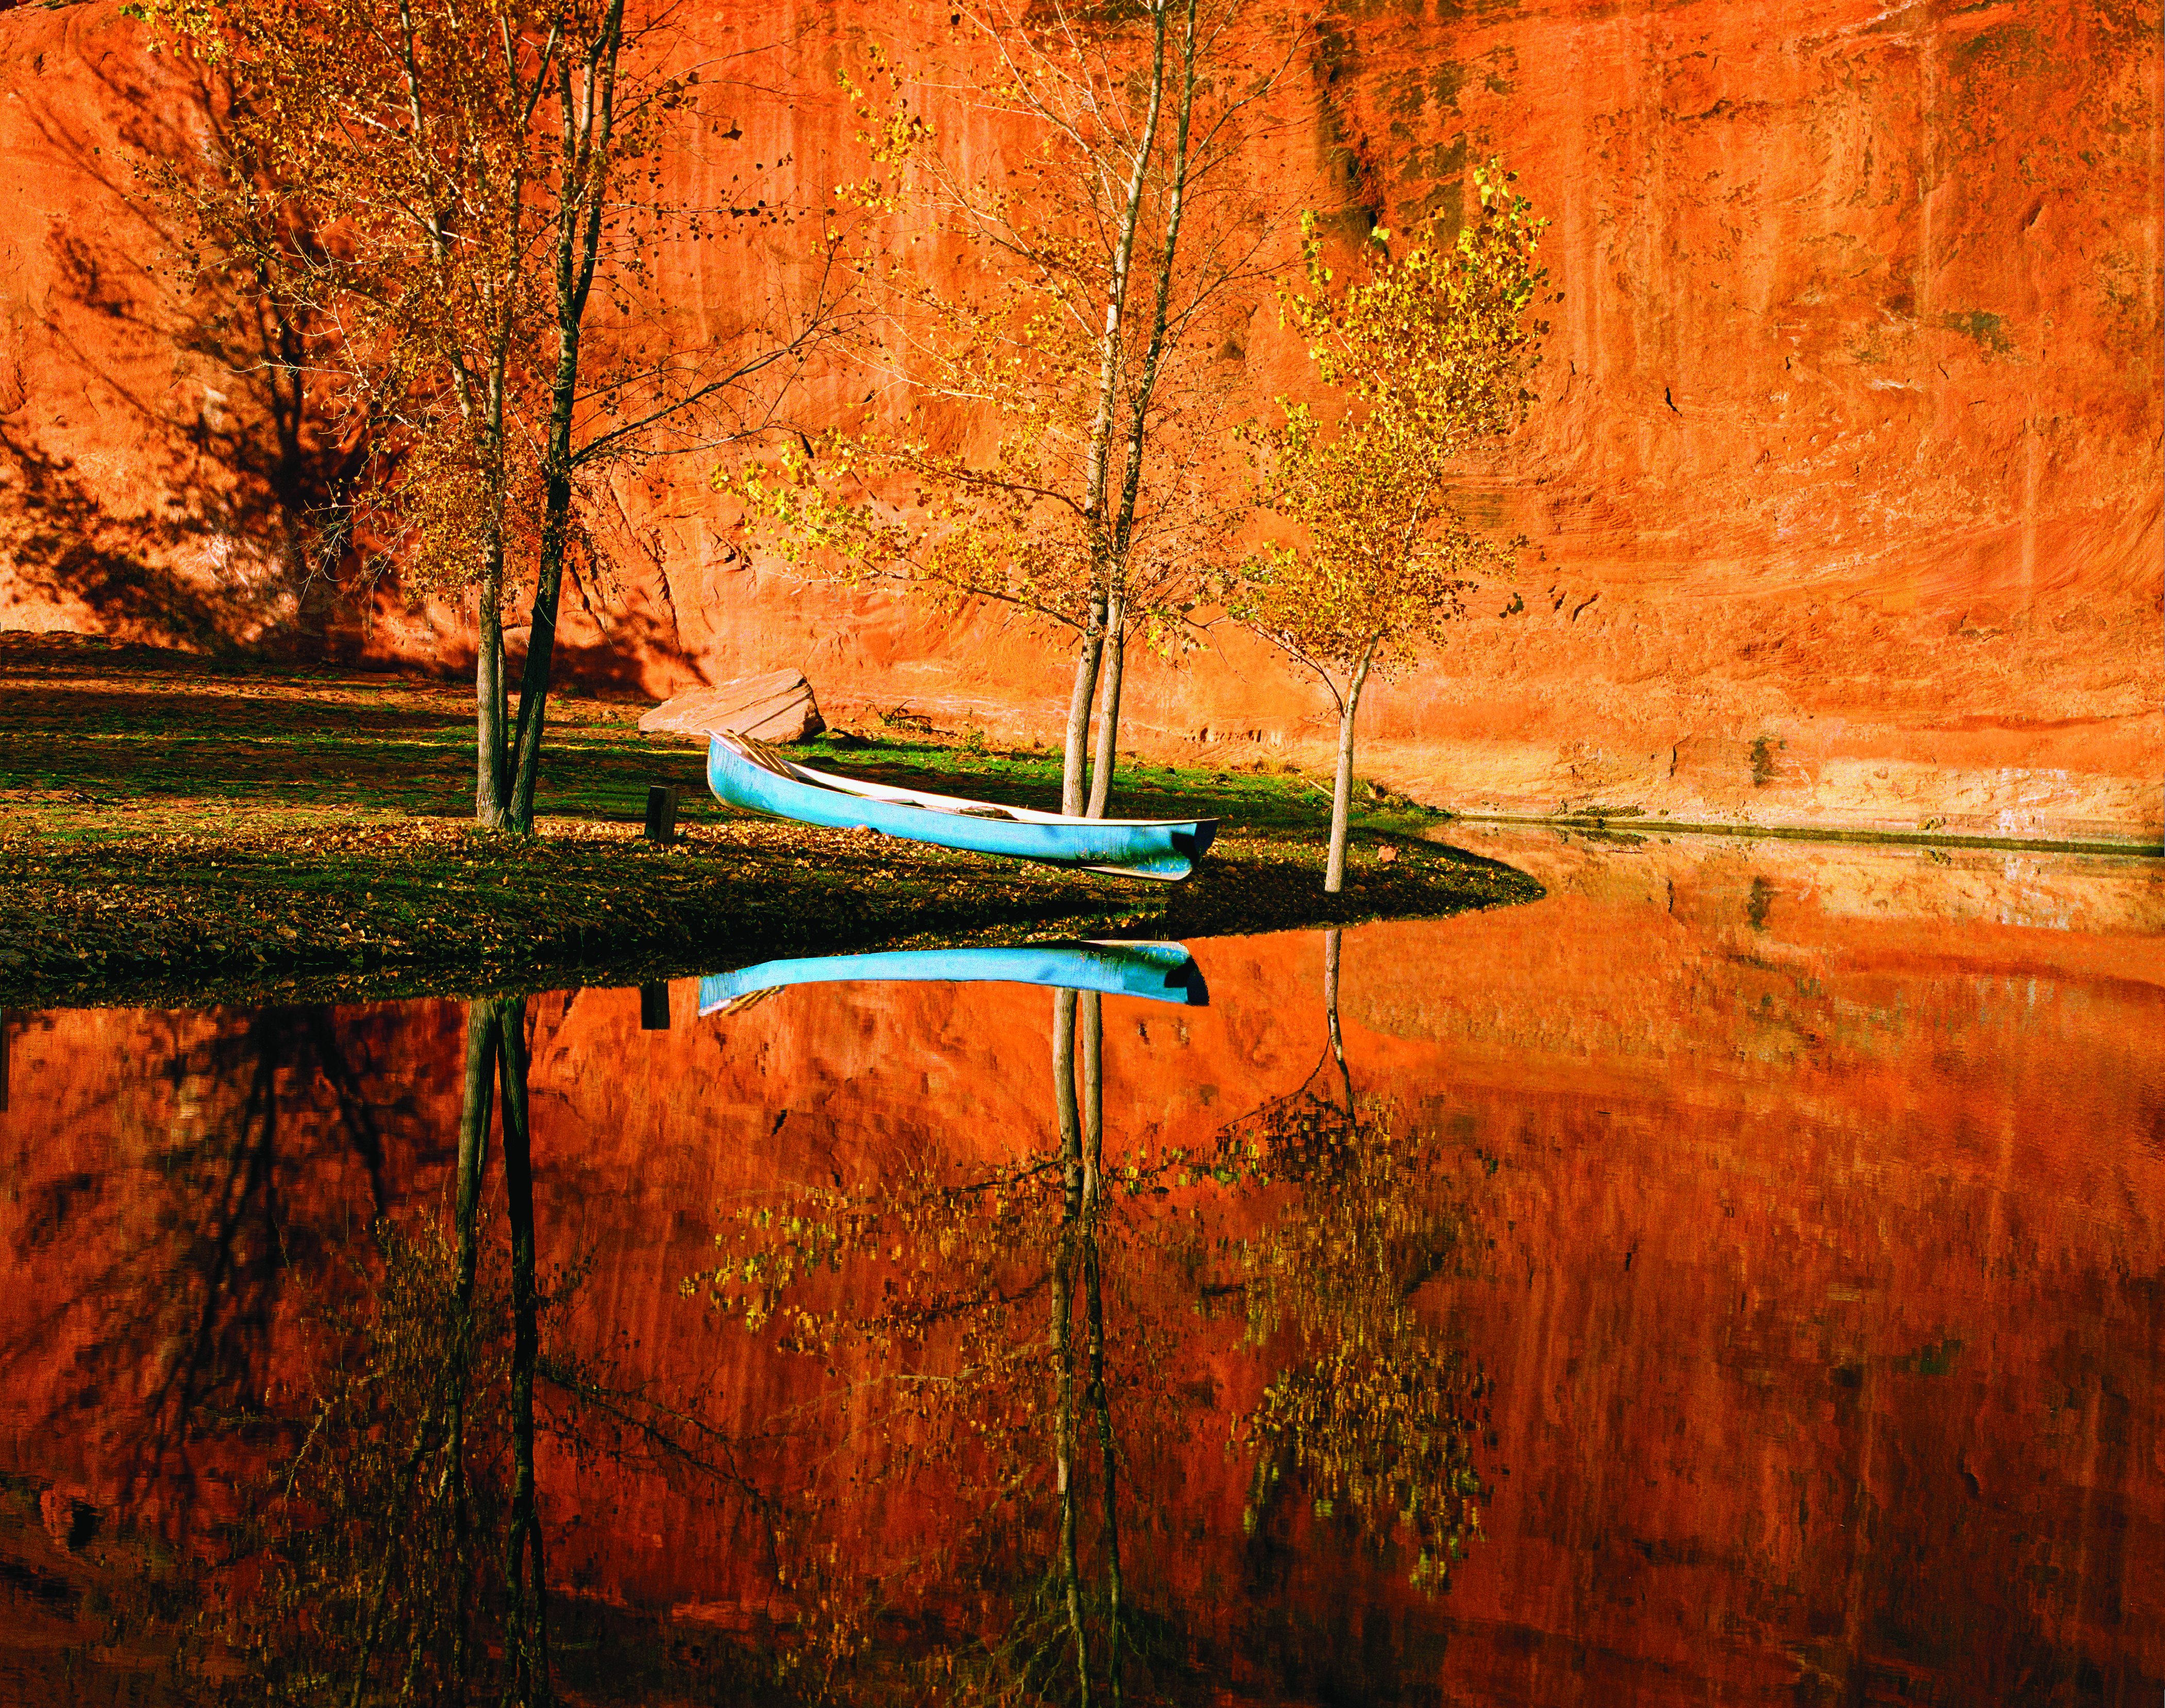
{"left": 0, "top": 1, "right": 2159, "bottom": 837}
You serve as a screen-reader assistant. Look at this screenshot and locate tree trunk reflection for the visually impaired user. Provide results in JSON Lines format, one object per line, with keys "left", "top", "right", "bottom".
{"left": 495, "top": 998, "right": 551, "bottom": 1704}
{"left": 228, "top": 993, "right": 559, "bottom": 1707}
{"left": 451, "top": 999, "right": 494, "bottom": 1692}
{"left": 1051, "top": 987, "right": 1091, "bottom": 1698}
{"left": 1052, "top": 987, "right": 1129, "bottom": 1703}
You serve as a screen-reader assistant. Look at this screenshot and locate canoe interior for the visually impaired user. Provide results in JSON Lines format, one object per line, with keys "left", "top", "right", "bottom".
{"left": 729, "top": 732, "right": 1204, "bottom": 829}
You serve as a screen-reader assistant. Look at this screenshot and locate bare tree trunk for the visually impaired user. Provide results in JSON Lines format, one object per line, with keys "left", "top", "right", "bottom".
{"left": 1067, "top": 0, "right": 1168, "bottom": 818}
{"left": 1326, "top": 701, "right": 1356, "bottom": 894}
{"left": 1084, "top": 0, "right": 1197, "bottom": 823}
{"left": 1085, "top": 606, "right": 1126, "bottom": 820}
{"left": 506, "top": 478, "right": 569, "bottom": 831}
{"left": 508, "top": 0, "right": 625, "bottom": 833}
{"left": 1325, "top": 652, "right": 1375, "bottom": 894}
{"left": 1061, "top": 605, "right": 1107, "bottom": 816}
{"left": 476, "top": 568, "right": 508, "bottom": 824}
{"left": 475, "top": 299, "right": 515, "bottom": 825}
{"left": 1091, "top": 0, "right": 1196, "bottom": 820}
{"left": 1076, "top": 0, "right": 1168, "bottom": 525}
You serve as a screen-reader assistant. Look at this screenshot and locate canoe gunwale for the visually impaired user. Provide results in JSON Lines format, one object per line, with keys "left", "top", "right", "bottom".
{"left": 723, "top": 732, "right": 1204, "bottom": 830}
{"left": 705, "top": 732, "right": 1217, "bottom": 882}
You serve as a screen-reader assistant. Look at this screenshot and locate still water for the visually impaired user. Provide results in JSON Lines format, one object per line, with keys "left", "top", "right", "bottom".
{"left": 3, "top": 830, "right": 2161, "bottom": 1705}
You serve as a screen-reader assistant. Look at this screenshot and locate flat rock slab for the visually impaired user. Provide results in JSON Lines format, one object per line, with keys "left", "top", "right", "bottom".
{"left": 640, "top": 670, "right": 826, "bottom": 744}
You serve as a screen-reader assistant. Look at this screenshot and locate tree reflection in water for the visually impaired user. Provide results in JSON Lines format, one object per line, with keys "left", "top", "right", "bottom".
{"left": 698, "top": 927, "right": 1495, "bottom": 1701}
{"left": 215, "top": 996, "right": 562, "bottom": 1706}
{"left": 0, "top": 1005, "right": 405, "bottom": 1541}
{"left": 1228, "top": 931, "right": 1489, "bottom": 1595}
{"left": 176, "top": 998, "right": 761, "bottom": 1707}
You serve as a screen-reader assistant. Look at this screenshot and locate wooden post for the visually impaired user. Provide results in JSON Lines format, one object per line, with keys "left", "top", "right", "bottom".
{"left": 643, "top": 785, "right": 681, "bottom": 843}
{"left": 639, "top": 982, "right": 671, "bottom": 1031}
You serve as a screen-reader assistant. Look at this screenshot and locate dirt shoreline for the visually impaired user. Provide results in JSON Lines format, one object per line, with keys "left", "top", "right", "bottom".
{"left": 0, "top": 820, "right": 1540, "bottom": 1010}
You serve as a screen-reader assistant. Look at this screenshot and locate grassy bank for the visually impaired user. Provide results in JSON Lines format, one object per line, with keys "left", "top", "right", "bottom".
{"left": 0, "top": 636, "right": 1539, "bottom": 1008}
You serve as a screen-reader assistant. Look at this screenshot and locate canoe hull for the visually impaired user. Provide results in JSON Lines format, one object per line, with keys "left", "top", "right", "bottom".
{"left": 704, "top": 735, "right": 1216, "bottom": 882}
{"left": 698, "top": 941, "right": 1208, "bottom": 1014}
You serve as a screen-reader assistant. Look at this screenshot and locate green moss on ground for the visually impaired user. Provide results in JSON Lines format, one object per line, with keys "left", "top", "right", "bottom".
{"left": 0, "top": 635, "right": 1540, "bottom": 1007}
{"left": 790, "top": 724, "right": 1457, "bottom": 842}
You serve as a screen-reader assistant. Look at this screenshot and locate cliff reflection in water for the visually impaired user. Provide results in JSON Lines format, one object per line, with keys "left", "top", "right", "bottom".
{"left": 2, "top": 831, "right": 2162, "bottom": 1704}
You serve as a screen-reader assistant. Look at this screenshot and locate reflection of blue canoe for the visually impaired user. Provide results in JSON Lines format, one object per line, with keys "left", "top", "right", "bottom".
{"left": 705, "top": 732, "right": 1217, "bottom": 882}
{"left": 698, "top": 941, "right": 1207, "bottom": 1016}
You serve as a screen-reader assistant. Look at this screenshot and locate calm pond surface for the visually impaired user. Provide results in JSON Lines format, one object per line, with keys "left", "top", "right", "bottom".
{"left": 3, "top": 829, "right": 2161, "bottom": 1705}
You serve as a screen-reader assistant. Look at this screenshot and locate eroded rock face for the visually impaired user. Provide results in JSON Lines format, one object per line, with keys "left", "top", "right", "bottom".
{"left": 0, "top": 1, "right": 2158, "bottom": 837}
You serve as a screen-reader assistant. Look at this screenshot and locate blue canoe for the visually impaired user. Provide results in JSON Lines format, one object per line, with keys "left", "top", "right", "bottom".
{"left": 705, "top": 732, "right": 1217, "bottom": 882}
{"left": 698, "top": 941, "right": 1208, "bottom": 1015}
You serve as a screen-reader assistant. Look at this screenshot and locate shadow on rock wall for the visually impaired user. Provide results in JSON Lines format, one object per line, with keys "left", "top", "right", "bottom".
{"left": 0, "top": 21, "right": 378, "bottom": 657}
{"left": 0, "top": 2, "right": 710, "bottom": 694}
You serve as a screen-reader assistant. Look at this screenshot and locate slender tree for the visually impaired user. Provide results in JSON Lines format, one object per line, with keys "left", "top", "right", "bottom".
{"left": 721, "top": 0, "right": 1299, "bottom": 815}
{"left": 141, "top": 0, "right": 842, "bottom": 828}
{"left": 1231, "top": 166, "right": 1549, "bottom": 890}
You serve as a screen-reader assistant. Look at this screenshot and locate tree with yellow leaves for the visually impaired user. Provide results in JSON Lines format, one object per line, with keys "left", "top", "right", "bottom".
{"left": 139, "top": 0, "right": 840, "bottom": 828}
{"left": 722, "top": 1, "right": 1300, "bottom": 816}
{"left": 1234, "top": 166, "right": 1549, "bottom": 890}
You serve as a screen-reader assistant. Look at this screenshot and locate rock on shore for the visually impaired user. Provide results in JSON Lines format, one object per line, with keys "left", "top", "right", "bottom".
{"left": 637, "top": 670, "right": 824, "bottom": 743}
